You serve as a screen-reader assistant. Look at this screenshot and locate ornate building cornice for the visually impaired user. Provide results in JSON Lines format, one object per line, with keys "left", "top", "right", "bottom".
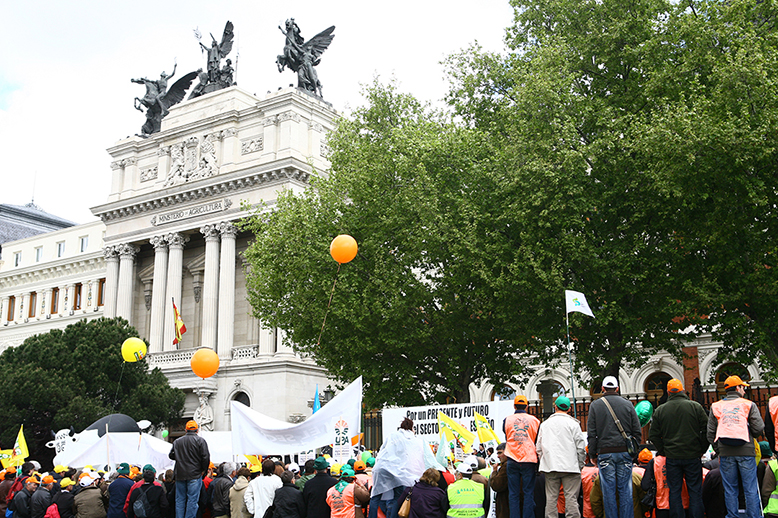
{"left": 93, "top": 165, "right": 310, "bottom": 224}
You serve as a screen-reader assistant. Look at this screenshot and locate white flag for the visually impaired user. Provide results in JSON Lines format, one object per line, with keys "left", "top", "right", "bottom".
{"left": 565, "top": 290, "right": 595, "bottom": 318}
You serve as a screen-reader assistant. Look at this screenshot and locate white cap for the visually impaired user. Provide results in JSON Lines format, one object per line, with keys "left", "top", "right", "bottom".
{"left": 488, "top": 454, "right": 500, "bottom": 465}
{"left": 80, "top": 474, "right": 96, "bottom": 487}
{"left": 456, "top": 463, "right": 473, "bottom": 475}
{"left": 288, "top": 462, "right": 300, "bottom": 473}
{"left": 602, "top": 376, "right": 619, "bottom": 389}
{"left": 463, "top": 455, "right": 479, "bottom": 469}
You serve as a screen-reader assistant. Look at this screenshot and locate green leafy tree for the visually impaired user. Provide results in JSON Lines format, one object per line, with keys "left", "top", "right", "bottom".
{"left": 0, "top": 317, "right": 184, "bottom": 463}
{"left": 444, "top": 0, "right": 712, "bottom": 382}
{"left": 630, "top": 0, "right": 778, "bottom": 382}
{"left": 241, "top": 82, "right": 534, "bottom": 408}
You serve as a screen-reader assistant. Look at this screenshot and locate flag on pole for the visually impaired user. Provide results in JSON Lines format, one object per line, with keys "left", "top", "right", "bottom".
{"left": 172, "top": 298, "right": 187, "bottom": 345}
{"left": 0, "top": 425, "right": 29, "bottom": 467}
{"left": 435, "top": 433, "right": 453, "bottom": 467}
{"left": 473, "top": 412, "right": 501, "bottom": 447}
{"left": 312, "top": 384, "right": 321, "bottom": 414}
{"left": 565, "top": 290, "right": 595, "bottom": 318}
{"left": 437, "top": 412, "right": 476, "bottom": 453}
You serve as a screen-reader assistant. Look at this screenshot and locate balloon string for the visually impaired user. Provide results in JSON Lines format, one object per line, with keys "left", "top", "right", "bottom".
{"left": 317, "top": 263, "right": 341, "bottom": 346}
{"left": 107, "top": 361, "right": 127, "bottom": 434}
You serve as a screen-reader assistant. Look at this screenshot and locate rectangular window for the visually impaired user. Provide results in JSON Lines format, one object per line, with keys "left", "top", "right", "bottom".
{"left": 80, "top": 236, "right": 89, "bottom": 253}
{"left": 28, "top": 292, "right": 36, "bottom": 318}
{"left": 14, "top": 252, "right": 21, "bottom": 267}
{"left": 57, "top": 242, "right": 65, "bottom": 258}
{"left": 7, "top": 296, "right": 15, "bottom": 321}
{"left": 35, "top": 247, "right": 43, "bottom": 262}
{"left": 97, "top": 278, "right": 106, "bottom": 306}
{"left": 50, "top": 288, "right": 59, "bottom": 314}
{"left": 73, "top": 283, "right": 82, "bottom": 310}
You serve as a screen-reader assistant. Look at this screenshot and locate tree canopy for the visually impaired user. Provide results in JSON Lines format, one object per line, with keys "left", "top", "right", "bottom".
{"left": 242, "top": 0, "right": 778, "bottom": 407}
{"left": 0, "top": 318, "right": 184, "bottom": 462}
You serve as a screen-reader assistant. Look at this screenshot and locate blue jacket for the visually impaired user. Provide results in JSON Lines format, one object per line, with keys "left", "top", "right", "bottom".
{"left": 107, "top": 476, "right": 135, "bottom": 518}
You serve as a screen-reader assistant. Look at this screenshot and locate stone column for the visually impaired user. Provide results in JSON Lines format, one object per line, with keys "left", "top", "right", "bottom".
{"left": 103, "top": 246, "right": 120, "bottom": 318}
{"left": 1, "top": 296, "right": 8, "bottom": 325}
{"left": 275, "top": 328, "right": 295, "bottom": 357}
{"left": 149, "top": 236, "right": 169, "bottom": 353}
{"left": 116, "top": 244, "right": 140, "bottom": 323}
{"left": 15, "top": 292, "right": 25, "bottom": 322}
{"left": 88, "top": 278, "right": 101, "bottom": 312}
{"left": 200, "top": 225, "right": 221, "bottom": 350}
{"left": 164, "top": 233, "right": 189, "bottom": 350}
{"left": 21, "top": 293, "right": 31, "bottom": 321}
{"left": 59, "top": 285, "right": 71, "bottom": 317}
{"left": 42, "top": 288, "right": 52, "bottom": 319}
{"left": 217, "top": 222, "right": 237, "bottom": 358}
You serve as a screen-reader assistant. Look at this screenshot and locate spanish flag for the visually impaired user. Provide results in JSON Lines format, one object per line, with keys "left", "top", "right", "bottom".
{"left": 173, "top": 298, "right": 187, "bottom": 345}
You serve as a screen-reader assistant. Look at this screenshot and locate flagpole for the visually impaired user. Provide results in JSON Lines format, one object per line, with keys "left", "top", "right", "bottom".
{"left": 566, "top": 310, "right": 577, "bottom": 419}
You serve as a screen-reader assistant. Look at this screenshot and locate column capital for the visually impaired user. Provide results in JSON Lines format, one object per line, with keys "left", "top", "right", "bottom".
{"left": 150, "top": 235, "right": 168, "bottom": 250}
{"left": 117, "top": 243, "right": 141, "bottom": 258}
{"left": 218, "top": 222, "right": 238, "bottom": 238}
{"left": 103, "top": 246, "right": 119, "bottom": 260}
{"left": 200, "top": 225, "right": 221, "bottom": 241}
{"left": 166, "top": 233, "right": 190, "bottom": 248}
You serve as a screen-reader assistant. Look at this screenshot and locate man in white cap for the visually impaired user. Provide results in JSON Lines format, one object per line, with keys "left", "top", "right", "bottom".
{"left": 586, "top": 376, "right": 641, "bottom": 518}
{"left": 447, "top": 463, "right": 486, "bottom": 518}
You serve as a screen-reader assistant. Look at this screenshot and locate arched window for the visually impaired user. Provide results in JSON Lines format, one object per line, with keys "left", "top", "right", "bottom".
{"left": 537, "top": 380, "right": 566, "bottom": 417}
{"left": 644, "top": 372, "right": 672, "bottom": 406}
{"left": 233, "top": 391, "right": 250, "bottom": 407}
{"left": 715, "top": 363, "right": 750, "bottom": 398}
{"left": 491, "top": 385, "right": 516, "bottom": 401}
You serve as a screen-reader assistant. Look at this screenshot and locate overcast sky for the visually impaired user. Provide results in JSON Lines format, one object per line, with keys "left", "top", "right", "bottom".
{"left": 0, "top": 1, "right": 513, "bottom": 224}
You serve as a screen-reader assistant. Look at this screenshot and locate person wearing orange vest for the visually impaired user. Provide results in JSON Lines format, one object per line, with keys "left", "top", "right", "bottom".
{"left": 648, "top": 378, "right": 708, "bottom": 518}
{"left": 641, "top": 454, "right": 690, "bottom": 518}
{"left": 766, "top": 394, "right": 778, "bottom": 455}
{"left": 326, "top": 467, "right": 369, "bottom": 518}
{"left": 502, "top": 394, "right": 539, "bottom": 518}
{"left": 706, "top": 375, "right": 764, "bottom": 518}
{"left": 580, "top": 451, "right": 598, "bottom": 518}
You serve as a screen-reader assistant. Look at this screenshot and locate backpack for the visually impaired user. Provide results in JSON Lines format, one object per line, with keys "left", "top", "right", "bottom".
{"left": 132, "top": 485, "right": 151, "bottom": 518}
{"left": 43, "top": 504, "right": 60, "bottom": 518}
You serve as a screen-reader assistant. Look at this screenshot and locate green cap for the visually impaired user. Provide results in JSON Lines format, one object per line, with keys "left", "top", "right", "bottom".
{"left": 313, "top": 457, "right": 329, "bottom": 470}
{"left": 142, "top": 464, "right": 156, "bottom": 473}
{"left": 555, "top": 395, "right": 571, "bottom": 411}
{"left": 340, "top": 467, "right": 355, "bottom": 478}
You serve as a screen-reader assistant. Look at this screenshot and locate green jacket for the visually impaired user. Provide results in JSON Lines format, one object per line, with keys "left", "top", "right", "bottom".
{"left": 649, "top": 392, "right": 709, "bottom": 459}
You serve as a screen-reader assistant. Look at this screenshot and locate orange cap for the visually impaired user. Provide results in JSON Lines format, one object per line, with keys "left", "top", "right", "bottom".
{"left": 186, "top": 420, "right": 199, "bottom": 430}
{"left": 26, "top": 476, "right": 40, "bottom": 485}
{"left": 42, "top": 475, "right": 54, "bottom": 484}
{"left": 667, "top": 379, "right": 683, "bottom": 393}
{"left": 514, "top": 395, "right": 528, "bottom": 406}
{"left": 354, "top": 460, "right": 366, "bottom": 471}
{"left": 724, "top": 375, "right": 750, "bottom": 390}
{"left": 638, "top": 448, "right": 653, "bottom": 464}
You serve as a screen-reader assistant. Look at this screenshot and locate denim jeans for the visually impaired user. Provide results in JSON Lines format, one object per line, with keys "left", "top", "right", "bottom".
{"left": 719, "top": 455, "right": 761, "bottom": 518}
{"left": 175, "top": 479, "right": 202, "bottom": 518}
{"left": 507, "top": 458, "right": 537, "bottom": 518}
{"left": 665, "top": 457, "right": 704, "bottom": 518}
{"left": 597, "top": 452, "right": 633, "bottom": 518}
{"left": 367, "top": 486, "right": 404, "bottom": 518}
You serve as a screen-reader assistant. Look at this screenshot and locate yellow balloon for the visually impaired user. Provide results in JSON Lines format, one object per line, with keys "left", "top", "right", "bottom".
{"left": 121, "top": 337, "right": 147, "bottom": 362}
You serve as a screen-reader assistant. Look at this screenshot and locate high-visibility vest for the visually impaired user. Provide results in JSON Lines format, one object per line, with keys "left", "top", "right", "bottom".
{"left": 653, "top": 456, "right": 689, "bottom": 510}
{"left": 765, "top": 459, "right": 778, "bottom": 515}
{"left": 447, "top": 478, "right": 485, "bottom": 518}
{"left": 711, "top": 398, "right": 753, "bottom": 444}
{"left": 581, "top": 466, "right": 598, "bottom": 518}
{"left": 355, "top": 473, "right": 372, "bottom": 491}
{"left": 504, "top": 413, "right": 539, "bottom": 463}
{"left": 770, "top": 396, "right": 778, "bottom": 449}
{"left": 326, "top": 484, "right": 358, "bottom": 518}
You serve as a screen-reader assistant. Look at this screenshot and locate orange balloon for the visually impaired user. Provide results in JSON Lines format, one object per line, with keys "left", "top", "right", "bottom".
{"left": 191, "top": 348, "right": 220, "bottom": 379}
{"left": 330, "top": 235, "right": 358, "bottom": 264}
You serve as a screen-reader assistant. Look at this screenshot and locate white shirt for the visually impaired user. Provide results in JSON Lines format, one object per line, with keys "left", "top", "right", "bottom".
{"left": 243, "top": 474, "right": 282, "bottom": 517}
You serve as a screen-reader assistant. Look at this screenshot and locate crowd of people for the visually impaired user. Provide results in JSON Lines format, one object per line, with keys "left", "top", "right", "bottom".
{"left": 1, "top": 375, "right": 776, "bottom": 518}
